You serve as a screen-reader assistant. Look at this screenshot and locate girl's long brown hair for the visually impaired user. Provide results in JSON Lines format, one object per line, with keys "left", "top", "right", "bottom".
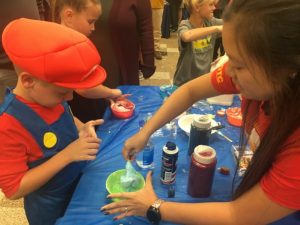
{"left": 222, "top": 0, "right": 300, "bottom": 199}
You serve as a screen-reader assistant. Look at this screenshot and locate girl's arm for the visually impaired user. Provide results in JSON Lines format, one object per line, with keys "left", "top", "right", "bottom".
{"left": 160, "top": 184, "right": 294, "bottom": 225}
{"left": 103, "top": 172, "right": 295, "bottom": 225}
{"left": 122, "top": 73, "right": 221, "bottom": 159}
{"left": 139, "top": 73, "right": 219, "bottom": 139}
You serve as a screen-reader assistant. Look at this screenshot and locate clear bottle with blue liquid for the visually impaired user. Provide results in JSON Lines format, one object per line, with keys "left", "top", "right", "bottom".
{"left": 136, "top": 114, "right": 154, "bottom": 169}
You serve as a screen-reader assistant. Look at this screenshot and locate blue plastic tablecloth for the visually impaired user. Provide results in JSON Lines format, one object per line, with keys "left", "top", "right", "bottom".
{"left": 56, "top": 85, "right": 300, "bottom": 225}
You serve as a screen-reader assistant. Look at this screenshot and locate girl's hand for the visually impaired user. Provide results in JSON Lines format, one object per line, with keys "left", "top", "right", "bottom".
{"left": 122, "top": 131, "right": 149, "bottom": 160}
{"left": 101, "top": 171, "right": 158, "bottom": 220}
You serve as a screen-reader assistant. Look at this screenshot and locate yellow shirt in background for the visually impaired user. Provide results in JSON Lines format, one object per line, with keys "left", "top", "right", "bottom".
{"left": 150, "top": 0, "right": 164, "bottom": 9}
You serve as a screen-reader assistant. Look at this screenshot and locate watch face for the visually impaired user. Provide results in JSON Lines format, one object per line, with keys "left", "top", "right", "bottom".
{"left": 146, "top": 206, "right": 161, "bottom": 224}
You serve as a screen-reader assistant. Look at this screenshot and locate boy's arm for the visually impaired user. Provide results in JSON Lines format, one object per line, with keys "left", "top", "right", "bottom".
{"left": 181, "top": 26, "right": 223, "bottom": 42}
{"left": 75, "top": 85, "right": 122, "bottom": 99}
{"left": 5, "top": 116, "right": 102, "bottom": 200}
{"left": 9, "top": 135, "right": 100, "bottom": 200}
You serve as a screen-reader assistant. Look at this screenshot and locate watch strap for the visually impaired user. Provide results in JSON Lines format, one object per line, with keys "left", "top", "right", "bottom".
{"left": 146, "top": 199, "right": 165, "bottom": 224}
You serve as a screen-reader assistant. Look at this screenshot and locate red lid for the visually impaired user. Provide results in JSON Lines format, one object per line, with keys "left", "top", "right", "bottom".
{"left": 226, "top": 107, "right": 242, "bottom": 127}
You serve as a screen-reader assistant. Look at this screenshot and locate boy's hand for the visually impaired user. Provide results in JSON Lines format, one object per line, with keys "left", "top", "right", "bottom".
{"left": 110, "top": 89, "right": 122, "bottom": 98}
{"left": 216, "top": 25, "right": 223, "bottom": 32}
{"left": 79, "top": 119, "right": 104, "bottom": 138}
{"left": 63, "top": 136, "right": 101, "bottom": 162}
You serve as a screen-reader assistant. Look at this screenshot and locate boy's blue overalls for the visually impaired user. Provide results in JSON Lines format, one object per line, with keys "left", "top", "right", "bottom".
{"left": 0, "top": 91, "right": 85, "bottom": 225}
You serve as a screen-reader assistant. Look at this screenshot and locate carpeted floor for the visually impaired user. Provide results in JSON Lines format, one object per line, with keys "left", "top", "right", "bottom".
{"left": 0, "top": 190, "right": 28, "bottom": 225}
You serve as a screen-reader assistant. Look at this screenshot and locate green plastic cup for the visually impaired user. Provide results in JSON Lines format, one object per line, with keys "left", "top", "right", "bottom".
{"left": 106, "top": 169, "right": 145, "bottom": 201}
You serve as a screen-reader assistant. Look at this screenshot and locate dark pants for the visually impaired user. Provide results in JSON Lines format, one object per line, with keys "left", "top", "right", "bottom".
{"left": 167, "top": 0, "right": 182, "bottom": 31}
{"left": 213, "top": 8, "right": 225, "bottom": 60}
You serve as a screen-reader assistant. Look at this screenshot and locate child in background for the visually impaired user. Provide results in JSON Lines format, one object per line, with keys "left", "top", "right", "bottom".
{"left": 173, "top": 0, "right": 223, "bottom": 86}
{"left": 51, "top": 0, "right": 122, "bottom": 122}
{"left": 102, "top": 0, "right": 300, "bottom": 224}
{"left": 0, "top": 18, "right": 105, "bottom": 225}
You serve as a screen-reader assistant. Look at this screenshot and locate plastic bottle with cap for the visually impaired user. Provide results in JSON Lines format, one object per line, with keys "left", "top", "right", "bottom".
{"left": 160, "top": 141, "right": 179, "bottom": 185}
{"left": 136, "top": 114, "right": 154, "bottom": 169}
{"left": 187, "top": 145, "right": 217, "bottom": 198}
{"left": 188, "top": 115, "right": 211, "bottom": 156}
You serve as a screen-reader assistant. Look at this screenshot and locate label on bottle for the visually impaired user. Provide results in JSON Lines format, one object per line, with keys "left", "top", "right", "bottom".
{"left": 143, "top": 144, "right": 154, "bottom": 165}
{"left": 160, "top": 142, "right": 179, "bottom": 184}
{"left": 188, "top": 124, "right": 210, "bottom": 156}
{"left": 136, "top": 142, "right": 154, "bottom": 169}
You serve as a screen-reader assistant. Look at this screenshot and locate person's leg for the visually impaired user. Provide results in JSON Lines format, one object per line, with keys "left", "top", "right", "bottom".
{"left": 178, "top": 0, "right": 183, "bottom": 25}
{"left": 152, "top": 8, "right": 163, "bottom": 59}
{"left": 212, "top": 8, "right": 224, "bottom": 60}
{"left": 168, "top": 0, "right": 177, "bottom": 31}
{"left": 213, "top": 37, "right": 221, "bottom": 61}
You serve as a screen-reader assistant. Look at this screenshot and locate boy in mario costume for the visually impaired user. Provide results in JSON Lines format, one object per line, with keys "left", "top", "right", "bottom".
{"left": 0, "top": 18, "right": 106, "bottom": 225}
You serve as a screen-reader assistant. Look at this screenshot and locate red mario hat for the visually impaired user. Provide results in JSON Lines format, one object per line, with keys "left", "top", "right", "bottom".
{"left": 2, "top": 18, "right": 106, "bottom": 89}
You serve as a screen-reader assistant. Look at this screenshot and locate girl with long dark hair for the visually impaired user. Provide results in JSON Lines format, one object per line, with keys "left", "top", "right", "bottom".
{"left": 102, "top": 0, "right": 300, "bottom": 224}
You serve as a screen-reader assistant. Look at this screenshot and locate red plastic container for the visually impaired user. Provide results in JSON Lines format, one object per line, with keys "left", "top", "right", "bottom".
{"left": 226, "top": 107, "right": 242, "bottom": 127}
{"left": 111, "top": 99, "right": 135, "bottom": 119}
{"left": 187, "top": 145, "right": 217, "bottom": 198}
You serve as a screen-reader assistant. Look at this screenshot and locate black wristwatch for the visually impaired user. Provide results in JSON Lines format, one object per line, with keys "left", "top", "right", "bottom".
{"left": 146, "top": 199, "right": 165, "bottom": 224}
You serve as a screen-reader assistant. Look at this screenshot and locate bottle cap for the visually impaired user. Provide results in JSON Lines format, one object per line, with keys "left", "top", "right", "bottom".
{"left": 168, "top": 185, "right": 175, "bottom": 198}
{"left": 193, "top": 145, "right": 216, "bottom": 164}
{"left": 166, "top": 141, "right": 176, "bottom": 150}
{"left": 139, "top": 119, "right": 145, "bottom": 128}
{"left": 163, "top": 142, "right": 179, "bottom": 155}
{"left": 192, "top": 115, "right": 211, "bottom": 129}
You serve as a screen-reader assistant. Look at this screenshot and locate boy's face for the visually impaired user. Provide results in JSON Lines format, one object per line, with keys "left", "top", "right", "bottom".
{"left": 64, "top": 2, "right": 102, "bottom": 36}
{"left": 27, "top": 77, "right": 74, "bottom": 108}
{"left": 198, "top": 0, "right": 216, "bottom": 19}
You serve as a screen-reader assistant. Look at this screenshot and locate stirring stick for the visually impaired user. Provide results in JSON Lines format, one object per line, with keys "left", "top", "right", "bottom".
{"left": 216, "top": 131, "right": 233, "bottom": 142}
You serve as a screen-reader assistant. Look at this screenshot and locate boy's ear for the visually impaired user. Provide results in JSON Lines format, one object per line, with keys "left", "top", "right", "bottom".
{"left": 194, "top": 3, "right": 201, "bottom": 13}
{"left": 61, "top": 8, "right": 74, "bottom": 26}
{"left": 20, "top": 72, "right": 36, "bottom": 88}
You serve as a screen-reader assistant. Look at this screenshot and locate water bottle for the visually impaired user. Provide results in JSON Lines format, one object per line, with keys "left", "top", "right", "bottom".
{"left": 162, "top": 120, "right": 177, "bottom": 141}
{"left": 136, "top": 114, "right": 154, "bottom": 169}
{"left": 160, "top": 141, "right": 179, "bottom": 184}
{"left": 187, "top": 145, "right": 217, "bottom": 197}
{"left": 188, "top": 115, "right": 211, "bottom": 156}
{"left": 136, "top": 140, "right": 154, "bottom": 169}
